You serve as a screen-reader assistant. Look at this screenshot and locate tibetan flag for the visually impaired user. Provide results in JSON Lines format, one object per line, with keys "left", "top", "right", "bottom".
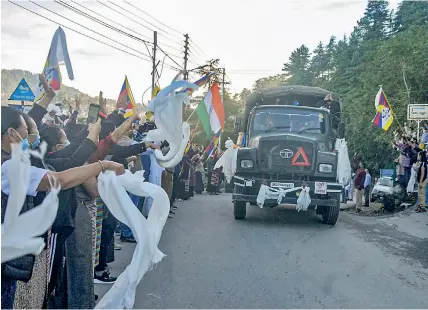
{"left": 35, "top": 27, "right": 74, "bottom": 102}
{"left": 179, "top": 72, "right": 214, "bottom": 96}
{"left": 205, "top": 129, "right": 221, "bottom": 156}
{"left": 195, "top": 82, "right": 225, "bottom": 137}
{"left": 372, "top": 87, "right": 393, "bottom": 131}
{"left": 118, "top": 76, "right": 136, "bottom": 118}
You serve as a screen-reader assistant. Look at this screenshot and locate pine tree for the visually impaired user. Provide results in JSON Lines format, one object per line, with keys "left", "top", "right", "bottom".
{"left": 359, "top": 0, "right": 390, "bottom": 40}
{"left": 309, "top": 42, "right": 326, "bottom": 83}
{"left": 325, "top": 36, "right": 337, "bottom": 79}
{"left": 394, "top": 1, "right": 428, "bottom": 32}
{"left": 282, "top": 45, "right": 312, "bottom": 85}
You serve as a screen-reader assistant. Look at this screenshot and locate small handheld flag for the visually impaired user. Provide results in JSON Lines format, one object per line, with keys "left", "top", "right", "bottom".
{"left": 117, "top": 76, "right": 136, "bottom": 118}
{"left": 34, "top": 27, "right": 73, "bottom": 102}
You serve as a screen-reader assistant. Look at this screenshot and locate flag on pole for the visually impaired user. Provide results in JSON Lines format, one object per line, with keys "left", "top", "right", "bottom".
{"left": 205, "top": 129, "right": 222, "bottom": 156}
{"left": 195, "top": 82, "right": 225, "bottom": 137}
{"left": 117, "top": 76, "right": 136, "bottom": 118}
{"left": 372, "top": 87, "right": 393, "bottom": 131}
{"left": 35, "top": 27, "right": 74, "bottom": 102}
{"left": 179, "top": 72, "right": 214, "bottom": 96}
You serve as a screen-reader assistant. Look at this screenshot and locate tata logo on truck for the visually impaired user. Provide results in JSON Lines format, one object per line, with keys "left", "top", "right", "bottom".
{"left": 279, "top": 149, "right": 293, "bottom": 159}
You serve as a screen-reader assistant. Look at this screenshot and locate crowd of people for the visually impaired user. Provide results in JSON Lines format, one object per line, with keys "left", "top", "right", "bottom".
{"left": 344, "top": 125, "right": 428, "bottom": 214}
{"left": 1, "top": 74, "right": 224, "bottom": 309}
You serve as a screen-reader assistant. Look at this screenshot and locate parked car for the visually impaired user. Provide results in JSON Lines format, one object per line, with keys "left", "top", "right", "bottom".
{"left": 370, "top": 176, "right": 405, "bottom": 212}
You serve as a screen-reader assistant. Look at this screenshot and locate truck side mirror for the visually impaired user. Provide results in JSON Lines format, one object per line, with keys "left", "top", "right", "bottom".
{"left": 234, "top": 116, "right": 242, "bottom": 134}
{"left": 338, "top": 122, "right": 345, "bottom": 139}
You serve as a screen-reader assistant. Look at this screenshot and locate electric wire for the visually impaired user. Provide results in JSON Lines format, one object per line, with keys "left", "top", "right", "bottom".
{"left": 96, "top": 0, "right": 183, "bottom": 53}
{"left": 8, "top": 0, "right": 181, "bottom": 71}
{"left": 122, "top": 0, "right": 182, "bottom": 36}
{"left": 105, "top": 0, "right": 184, "bottom": 47}
{"left": 28, "top": 0, "right": 152, "bottom": 60}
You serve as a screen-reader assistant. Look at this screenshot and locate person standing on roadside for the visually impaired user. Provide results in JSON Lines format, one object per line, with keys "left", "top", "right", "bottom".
{"left": 364, "top": 169, "right": 371, "bottom": 207}
{"left": 354, "top": 162, "right": 367, "bottom": 212}
{"left": 416, "top": 151, "right": 427, "bottom": 213}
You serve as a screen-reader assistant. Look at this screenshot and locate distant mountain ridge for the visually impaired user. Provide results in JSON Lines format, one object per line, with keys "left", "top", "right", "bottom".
{"left": 1, "top": 69, "right": 116, "bottom": 110}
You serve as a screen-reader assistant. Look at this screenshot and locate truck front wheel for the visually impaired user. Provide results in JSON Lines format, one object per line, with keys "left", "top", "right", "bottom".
{"left": 322, "top": 194, "right": 340, "bottom": 225}
{"left": 234, "top": 201, "right": 247, "bottom": 220}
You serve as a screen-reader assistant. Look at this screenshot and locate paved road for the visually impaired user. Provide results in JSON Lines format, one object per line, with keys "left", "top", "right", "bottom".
{"left": 96, "top": 193, "right": 428, "bottom": 308}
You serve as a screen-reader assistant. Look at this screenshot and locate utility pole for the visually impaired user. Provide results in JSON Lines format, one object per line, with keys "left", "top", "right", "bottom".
{"left": 218, "top": 67, "right": 226, "bottom": 154}
{"left": 151, "top": 31, "right": 157, "bottom": 96}
{"left": 183, "top": 34, "right": 189, "bottom": 80}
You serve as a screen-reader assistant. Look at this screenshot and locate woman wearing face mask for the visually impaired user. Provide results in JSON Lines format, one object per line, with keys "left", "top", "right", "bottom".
{"left": 1, "top": 107, "right": 125, "bottom": 309}
{"left": 12, "top": 113, "right": 103, "bottom": 309}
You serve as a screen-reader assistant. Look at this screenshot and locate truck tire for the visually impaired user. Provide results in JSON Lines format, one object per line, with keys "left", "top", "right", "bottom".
{"left": 322, "top": 194, "right": 340, "bottom": 225}
{"left": 234, "top": 201, "right": 246, "bottom": 220}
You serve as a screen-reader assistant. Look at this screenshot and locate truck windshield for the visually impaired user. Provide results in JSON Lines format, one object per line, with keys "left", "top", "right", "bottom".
{"left": 251, "top": 108, "right": 326, "bottom": 135}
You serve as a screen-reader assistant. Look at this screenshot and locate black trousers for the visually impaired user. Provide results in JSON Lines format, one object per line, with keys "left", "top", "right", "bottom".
{"left": 170, "top": 173, "right": 179, "bottom": 207}
{"left": 364, "top": 187, "right": 370, "bottom": 206}
{"left": 95, "top": 210, "right": 117, "bottom": 272}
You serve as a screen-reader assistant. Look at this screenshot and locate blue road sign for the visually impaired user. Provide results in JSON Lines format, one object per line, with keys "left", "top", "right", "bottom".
{"left": 8, "top": 78, "right": 35, "bottom": 102}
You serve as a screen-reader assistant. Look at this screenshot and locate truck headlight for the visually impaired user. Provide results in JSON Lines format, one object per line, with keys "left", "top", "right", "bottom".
{"left": 240, "top": 159, "right": 253, "bottom": 169}
{"left": 319, "top": 164, "right": 333, "bottom": 173}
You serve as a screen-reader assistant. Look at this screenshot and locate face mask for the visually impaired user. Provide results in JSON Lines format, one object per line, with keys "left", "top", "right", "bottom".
{"left": 30, "top": 134, "right": 41, "bottom": 149}
{"left": 11, "top": 129, "right": 29, "bottom": 151}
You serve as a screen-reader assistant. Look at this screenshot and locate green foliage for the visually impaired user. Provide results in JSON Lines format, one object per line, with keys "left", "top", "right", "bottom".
{"left": 282, "top": 45, "right": 312, "bottom": 85}
{"left": 266, "top": 1, "right": 428, "bottom": 173}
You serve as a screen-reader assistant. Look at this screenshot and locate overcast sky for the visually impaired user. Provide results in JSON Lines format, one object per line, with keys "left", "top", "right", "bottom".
{"left": 1, "top": 0, "right": 399, "bottom": 102}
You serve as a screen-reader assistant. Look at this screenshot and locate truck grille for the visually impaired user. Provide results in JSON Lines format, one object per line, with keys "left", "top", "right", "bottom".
{"left": 259, "top": 139, "right": 315, "bottom": 173}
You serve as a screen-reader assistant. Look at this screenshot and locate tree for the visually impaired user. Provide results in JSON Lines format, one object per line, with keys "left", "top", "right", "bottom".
{"left": 252, "top": 74, "right": 288, "bottom": 91}
{"left": 309, "top": 42, "right": 326, "bottom": 83}
{"left": 325, "top": 36, "right": 337, "bottom": 79}
{"left": 394, "top": 1, "right": 428, "bottom": 33}
{"left": 359, "top": 0, "right": 390, "bottom": 41}
{"left": 282, "top": 45, "right": 312, "bottom": 85}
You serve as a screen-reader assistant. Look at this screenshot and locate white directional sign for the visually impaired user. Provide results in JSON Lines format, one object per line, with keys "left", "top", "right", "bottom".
{"left": 407, "top": 104, "right": 428, "bottom": 120}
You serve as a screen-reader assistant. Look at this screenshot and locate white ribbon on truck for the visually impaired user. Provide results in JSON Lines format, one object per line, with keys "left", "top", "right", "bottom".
{"left": 256, "top": 184, "right": 311, "bottom": 212}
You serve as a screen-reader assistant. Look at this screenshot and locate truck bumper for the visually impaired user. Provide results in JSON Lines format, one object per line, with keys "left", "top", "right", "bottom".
{"left": 232, "top": 175, "right": 342, "bottom": 208}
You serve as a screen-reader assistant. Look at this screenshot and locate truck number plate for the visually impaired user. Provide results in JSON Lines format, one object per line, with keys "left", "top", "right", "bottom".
{"left": 315, "top": 182, "right": 327, "bottom": 194}
{"left": 271, "top": 182, "right": 294, "bottom": 189}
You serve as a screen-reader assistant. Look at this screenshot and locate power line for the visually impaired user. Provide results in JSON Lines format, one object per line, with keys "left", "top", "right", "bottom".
{"left": 95, "top": 0, "right": 183, "bottom": 53}
{"left": 8, "top": 0, "right": 180, "bottom": 71}
{"left": 57, "top": 0, "right": 151, "bottom": 43}
{"left": 157, "top": 45, "right": 183, "bottom": 69}
{"left": 105, "top": 0, "right": 183, "bottom": 47}
{"left": 120, "top": 1, "right": 179, "bottom": 39}
{"left": 56, "top": 0, "right": 156, "bottom": 60}
{"left": 56, "top": 1, "right": 184, "bottom": 78}
{"left": 28, "top": 0, "right": 152, "bottom": 60}
{"left": 122, "top": 1, "right": 182, "bottom": 36}
{"left": 189, "top": 38, "right": 209, "bottom": 58}
{"left": 68, "top": 0, "right": 185, "bottom": 60}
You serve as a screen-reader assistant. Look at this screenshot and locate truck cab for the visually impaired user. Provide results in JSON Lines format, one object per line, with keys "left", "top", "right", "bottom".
{"left": 232, "top": 85, "right": 345, "bottom": 225}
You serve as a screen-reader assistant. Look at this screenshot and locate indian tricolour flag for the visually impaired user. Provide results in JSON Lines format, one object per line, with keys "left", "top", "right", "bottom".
{"left": 195, "top": 82, "right": 225, "bottom": 137}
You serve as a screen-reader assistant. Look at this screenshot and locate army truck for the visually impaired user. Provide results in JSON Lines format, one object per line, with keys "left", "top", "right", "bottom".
{"left": 232, "top": 85, "right": 345, "bottom": 225}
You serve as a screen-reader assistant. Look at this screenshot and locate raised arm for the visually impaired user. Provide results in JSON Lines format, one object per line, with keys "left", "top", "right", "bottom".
{"left": 38, "top": 160, "right": 124, "bottom": 191}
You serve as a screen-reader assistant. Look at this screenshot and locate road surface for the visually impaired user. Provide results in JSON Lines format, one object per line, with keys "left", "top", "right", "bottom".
{"left": 96, "top": 193, "right": 428, "bottom": 308}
